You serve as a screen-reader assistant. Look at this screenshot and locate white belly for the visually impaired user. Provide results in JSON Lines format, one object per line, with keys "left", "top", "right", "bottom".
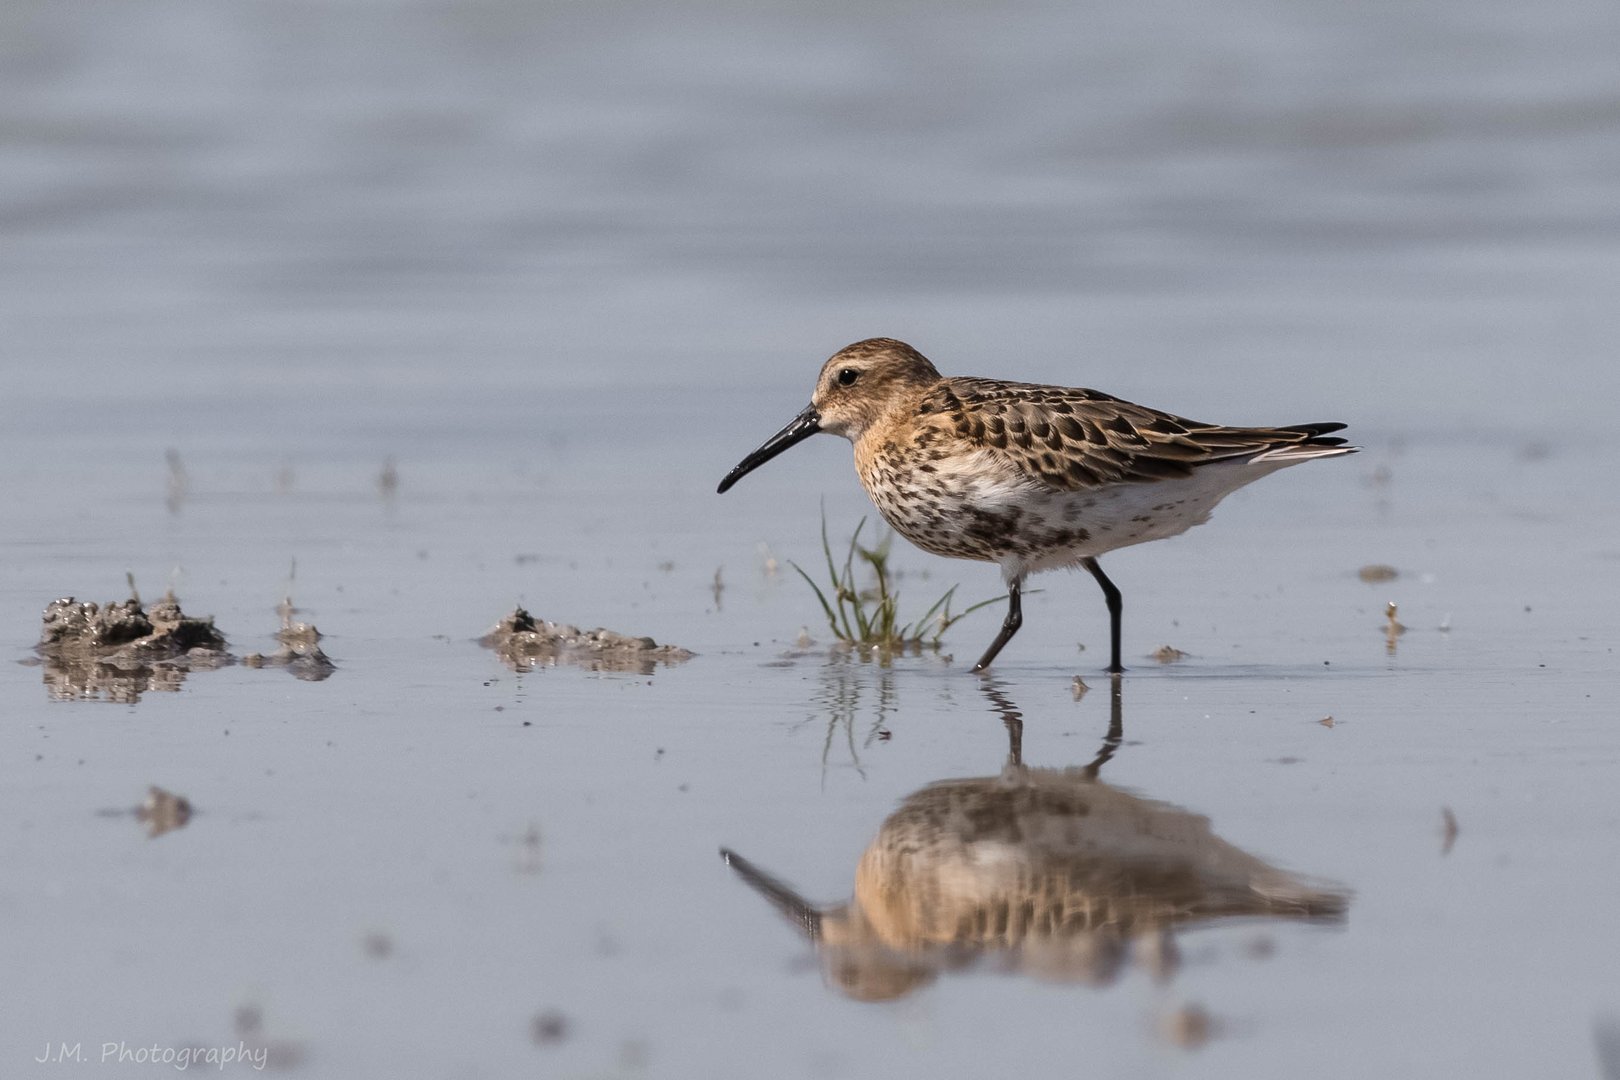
{"left": 861, "top": 449, "right": 1299, "bottom": 580}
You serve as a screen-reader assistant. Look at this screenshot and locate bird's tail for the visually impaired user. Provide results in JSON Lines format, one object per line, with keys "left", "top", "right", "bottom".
{"left": 1251, "top": 422, "right": 1359, "bottom": 464}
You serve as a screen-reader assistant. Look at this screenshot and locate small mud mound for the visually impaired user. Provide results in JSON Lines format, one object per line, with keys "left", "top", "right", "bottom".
{"left": 34, "top": 592, "right": 232, "bottom": 702}
{"left": 480, "top": 606, "right": 694, "bottom": 675}
{"left": 31, "top": 591, "right": 335, "bottom": 700}
{"left": 136, "top": 785, "right": 193, "bottom": 838}
{"left": 95, "top": 784, "right": 195, "bottom": 837}
{"left": 40, "top": 592, "right": 228, "bottom": 656}
{"left": 243, "top": 621, "right": 335, "bottom": 682}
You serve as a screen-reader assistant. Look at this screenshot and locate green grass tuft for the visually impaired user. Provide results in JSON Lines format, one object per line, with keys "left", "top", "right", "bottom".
{"left": 789, "top": 510, "right": 1004, "bottom": 655}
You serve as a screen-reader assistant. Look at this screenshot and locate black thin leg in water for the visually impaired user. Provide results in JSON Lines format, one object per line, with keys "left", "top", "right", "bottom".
{"left": 1081, "top": 557, "right": 1124, "bottom": 673}
{"left": 971, "top": 579, "right": 1023, "bottom": 673}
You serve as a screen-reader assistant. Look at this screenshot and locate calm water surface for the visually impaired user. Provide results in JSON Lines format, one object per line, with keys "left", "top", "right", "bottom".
{"left": 3, "top": 1, "right": 1618, "bottom": 1077}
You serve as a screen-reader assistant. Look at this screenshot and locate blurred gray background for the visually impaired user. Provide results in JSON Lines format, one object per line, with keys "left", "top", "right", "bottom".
{"left": 4, "top": 0, "right": 1618, "bottom": 471}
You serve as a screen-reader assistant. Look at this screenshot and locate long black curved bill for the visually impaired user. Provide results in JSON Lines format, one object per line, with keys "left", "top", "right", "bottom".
{"left": 716, "top": 404, "right": 820, "bottom": 493}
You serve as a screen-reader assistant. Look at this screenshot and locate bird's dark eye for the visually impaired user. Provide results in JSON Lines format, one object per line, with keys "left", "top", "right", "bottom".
{"left": 837, "top": 368, "right": 859, "bottom": 386}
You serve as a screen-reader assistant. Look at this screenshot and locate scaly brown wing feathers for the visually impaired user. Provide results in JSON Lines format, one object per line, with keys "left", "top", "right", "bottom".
{"left": 923, "top": 378, "right": 1349, "bottom": 491}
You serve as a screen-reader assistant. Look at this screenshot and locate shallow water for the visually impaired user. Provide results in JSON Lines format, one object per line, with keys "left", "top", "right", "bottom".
{"left": 4, "top": 1, "right": 1620, "bottom": 1077}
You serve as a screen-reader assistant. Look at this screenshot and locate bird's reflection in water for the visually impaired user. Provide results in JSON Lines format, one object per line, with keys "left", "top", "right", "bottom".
{"left": 723, "top": 679, "right": 1348, "bottom": 1002}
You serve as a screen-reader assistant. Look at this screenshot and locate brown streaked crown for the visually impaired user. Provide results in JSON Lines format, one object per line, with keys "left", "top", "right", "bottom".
{"left": 811, "top": 339, "right": 943, "bottom": 439}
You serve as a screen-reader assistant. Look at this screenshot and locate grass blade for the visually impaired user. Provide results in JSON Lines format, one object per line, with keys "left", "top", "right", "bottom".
{"left": 790, "top": 508, "right": 1003, "bottom": 654}
{"left": 788, "top": 560, "right": 842, "bottom": 639}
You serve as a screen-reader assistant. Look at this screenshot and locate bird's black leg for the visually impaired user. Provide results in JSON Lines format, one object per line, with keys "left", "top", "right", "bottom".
{"left": 1081, "top": 557, "right": 1124, "bottom": 673}
{"left": 971, "top": 578, "right": 1023, "bottom": 673}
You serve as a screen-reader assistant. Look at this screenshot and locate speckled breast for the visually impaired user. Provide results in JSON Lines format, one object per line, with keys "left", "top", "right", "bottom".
{"left": 856, "top": 435, "right": 1090, "bottom": 566}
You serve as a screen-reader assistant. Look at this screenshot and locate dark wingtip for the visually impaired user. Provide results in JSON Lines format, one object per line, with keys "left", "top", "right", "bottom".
{"left": 1288, "top": 421, "right": 1352, "bottom": 447}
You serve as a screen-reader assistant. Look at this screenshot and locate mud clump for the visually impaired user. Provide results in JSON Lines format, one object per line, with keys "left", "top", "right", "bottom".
{"left": 136, "top": 785, "right": 193, "bottom": 838}
{"left": 40, "top": 592, "right": 228, "bottom": 656}
{"left": 242, "top": 621, "right": 335, "bottom": 682}
{"left": 33, "top": 590, "right": 332, "bottom": 700}
{"left": 480, "top": 607, "right": 694, "bottom": 675}
{"left": 35, "top": 592, "right": 232, "bottom": 702}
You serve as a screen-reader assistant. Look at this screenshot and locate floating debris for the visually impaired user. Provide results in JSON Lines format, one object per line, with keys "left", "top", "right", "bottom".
{"left": 1441, "top": 806, "right": 1459, "bottom": 856}
{"left": 230, "top": 1005, "right": 303, "bottom": 1070}
{"left": 480, "top": 607, "right": 694, "bottom": 675}
{"left": 514, "top": 821, "right": 543, "bottom": 875}
{"left": 531, "top": 1009, "right": 570, "bottom": 1046}
{"left": 34, "top": 591, "right": 231, "bottom": 702}
{"left": 1159, "top": 1003, "right": 1217, "bottom": 1049}
{"left": 1384, "top": 602, "right": 1407, "bottom": 655}
{"left": 135, "top": 785, "right": 192, "bottom": 838}
{"left": 1358, "top": 564, "right": 1398, "bottom": 583}
{"left": 757, "top": 542, "right": 779, "bottom": 578}
{"left": 1150, "top": 644, "right": 1187, "bottom": 664}
{"left": 378, "top": 456, "right": 399, "bottom": 498}
{"left": 234, "top": 1003, "right": 263, "bottom": 1037}
{"left": 1317, "top": 715, "right": 1337, "bottom": 728}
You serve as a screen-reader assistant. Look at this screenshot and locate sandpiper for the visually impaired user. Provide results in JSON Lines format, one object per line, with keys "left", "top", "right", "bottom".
{"left": 718, "top": 338, "right": 1356, "bottom": 672}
